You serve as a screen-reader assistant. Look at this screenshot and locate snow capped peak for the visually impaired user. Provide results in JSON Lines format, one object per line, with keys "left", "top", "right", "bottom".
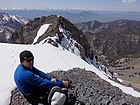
{"left": 1, "top": 13, "right": 28, "bottom": 25}
{"left": 0, "top": 12, "right": 29, "bottom": 43}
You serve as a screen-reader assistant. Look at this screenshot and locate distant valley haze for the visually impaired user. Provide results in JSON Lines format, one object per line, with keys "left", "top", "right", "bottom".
{"left": 0, "top": 0, "right": 140, "bottom": 23}
{"left": 0, "top": 0, "right": 139, "bottom": 11}
{"left": 0, "top": 8, "right": 140, "bottom": 23}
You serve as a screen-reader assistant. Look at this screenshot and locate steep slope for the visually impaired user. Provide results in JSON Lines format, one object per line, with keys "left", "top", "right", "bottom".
{"left": 0, "top": 12, "right": 29, "bottom": 43}
{"left": 12, "top": 15, "right": 91, "bottom": 59}
{"left": 75, "top": 20, "right": 102, "bottom": 33}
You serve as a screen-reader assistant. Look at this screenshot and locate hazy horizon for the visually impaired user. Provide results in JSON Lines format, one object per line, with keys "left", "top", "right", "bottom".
{"left": 0, "top": 0, "right": 139, "bottom": 11}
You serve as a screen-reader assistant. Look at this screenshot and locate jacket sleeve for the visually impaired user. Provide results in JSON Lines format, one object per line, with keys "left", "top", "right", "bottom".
{"left": 25, "top": 72, "right": 63, "bottom": 88}
{"left": 31, "top": 67, "right": 52, "bottom": 80}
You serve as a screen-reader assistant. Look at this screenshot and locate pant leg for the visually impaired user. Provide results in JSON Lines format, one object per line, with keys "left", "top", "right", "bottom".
{"left": 24, "top": 95, "right": 39, "bottom": 105}
{"left": 24, "top": 88, "right": 49, "bottom": 105}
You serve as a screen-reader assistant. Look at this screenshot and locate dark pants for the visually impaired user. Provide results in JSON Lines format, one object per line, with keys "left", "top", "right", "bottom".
{"left": 24, "top": 88, "right": 49, "bottom": 105}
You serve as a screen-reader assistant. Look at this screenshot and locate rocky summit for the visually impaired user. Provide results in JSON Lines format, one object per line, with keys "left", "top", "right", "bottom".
{"left": 10, "top": 68, "right": 140, "bottom": 105}
{"left": 12, "top": 15, "right": 91, "bottom": 59}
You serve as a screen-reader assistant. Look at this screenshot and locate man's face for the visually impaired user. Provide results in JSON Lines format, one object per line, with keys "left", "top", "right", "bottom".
{"left": 22, "top": 57, "right": 34, "bottom": 68}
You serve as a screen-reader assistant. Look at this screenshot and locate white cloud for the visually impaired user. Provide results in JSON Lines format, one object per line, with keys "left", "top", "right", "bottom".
{"left": 122, "top": 0, "right": 137, "bottom": 3}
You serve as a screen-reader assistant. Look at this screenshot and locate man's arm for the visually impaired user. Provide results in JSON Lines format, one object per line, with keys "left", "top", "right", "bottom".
{"left": 29, "top": 67, "right": 69, "bottom": 88}
{"left": 31, "top": 67, "right": 52, "bottom": 80}
{"left": 25, "top": 72, "right": 63, "bottom": 88}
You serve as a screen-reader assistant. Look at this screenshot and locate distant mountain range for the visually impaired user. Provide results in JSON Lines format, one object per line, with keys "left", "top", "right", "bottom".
{"left": 0, "top": 9, "right": 140, "bottom": 23}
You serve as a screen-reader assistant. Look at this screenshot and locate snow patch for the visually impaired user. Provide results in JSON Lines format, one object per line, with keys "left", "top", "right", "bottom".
{"left": 33, "top": 24, "right": 51, "bottom": 44}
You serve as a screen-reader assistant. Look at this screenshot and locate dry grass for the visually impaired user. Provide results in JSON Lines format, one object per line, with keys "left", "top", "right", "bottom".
{"left": 109, "top": 58, "right": 140, "bottom": 89}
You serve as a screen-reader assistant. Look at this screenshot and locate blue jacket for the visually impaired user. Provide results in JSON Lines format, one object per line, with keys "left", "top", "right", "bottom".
{"left": 14, "top": 64, "right": 63, "bottom": 94}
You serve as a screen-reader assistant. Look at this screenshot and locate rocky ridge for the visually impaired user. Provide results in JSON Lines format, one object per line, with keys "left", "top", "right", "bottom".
{"left": 12, "top": 15, "right": 91, "bottom": 59}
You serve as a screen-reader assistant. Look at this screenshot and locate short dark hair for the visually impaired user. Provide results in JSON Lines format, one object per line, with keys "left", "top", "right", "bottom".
{"left": 19, "top": 50, "right": 34, "bottom": 63}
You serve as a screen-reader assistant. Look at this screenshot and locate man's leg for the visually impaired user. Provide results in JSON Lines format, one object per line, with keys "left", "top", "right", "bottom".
{"left": 24, "top": 87, "right": 49, "bottom": 105}
{"left": 24, "top": 94, "right": 38, "bottom": 105}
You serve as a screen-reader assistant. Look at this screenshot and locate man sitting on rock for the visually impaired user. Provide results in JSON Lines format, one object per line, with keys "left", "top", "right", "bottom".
{"left": 14, "top": 50, "right": 69, "bottom": 105}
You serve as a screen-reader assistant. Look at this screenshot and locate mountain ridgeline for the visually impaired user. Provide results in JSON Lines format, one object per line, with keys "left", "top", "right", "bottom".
{"left": 12, "top": 15, "right": 91, "bottom": 60}
{"left": 75, "top": 19, "right": 140, "bottom": 65}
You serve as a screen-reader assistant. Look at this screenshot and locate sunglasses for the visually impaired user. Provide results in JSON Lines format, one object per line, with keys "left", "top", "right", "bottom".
{"left": 26, "top": 57, "right": 34, "bottom": 62}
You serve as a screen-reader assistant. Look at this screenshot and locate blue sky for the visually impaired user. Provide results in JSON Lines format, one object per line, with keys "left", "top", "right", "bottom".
{"left": 0, "top": 0, "right": 140, "bottom": 11}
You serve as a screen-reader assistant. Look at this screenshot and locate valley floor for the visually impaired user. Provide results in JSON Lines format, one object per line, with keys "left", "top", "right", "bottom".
{"left": 109, "top": 58, "right": 140, "bottom": 90}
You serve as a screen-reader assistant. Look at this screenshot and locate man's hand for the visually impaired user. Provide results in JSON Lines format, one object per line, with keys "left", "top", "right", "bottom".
{"left": 51, "top": 78, "right": 57, "bottom": 82}
{"left": 62, "top": 81, "right": 69, "bottom": 88}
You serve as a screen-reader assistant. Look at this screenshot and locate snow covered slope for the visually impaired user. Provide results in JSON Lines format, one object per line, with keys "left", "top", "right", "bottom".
{"left": 0, "top": 43, "right": 140, "bottom": 104}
